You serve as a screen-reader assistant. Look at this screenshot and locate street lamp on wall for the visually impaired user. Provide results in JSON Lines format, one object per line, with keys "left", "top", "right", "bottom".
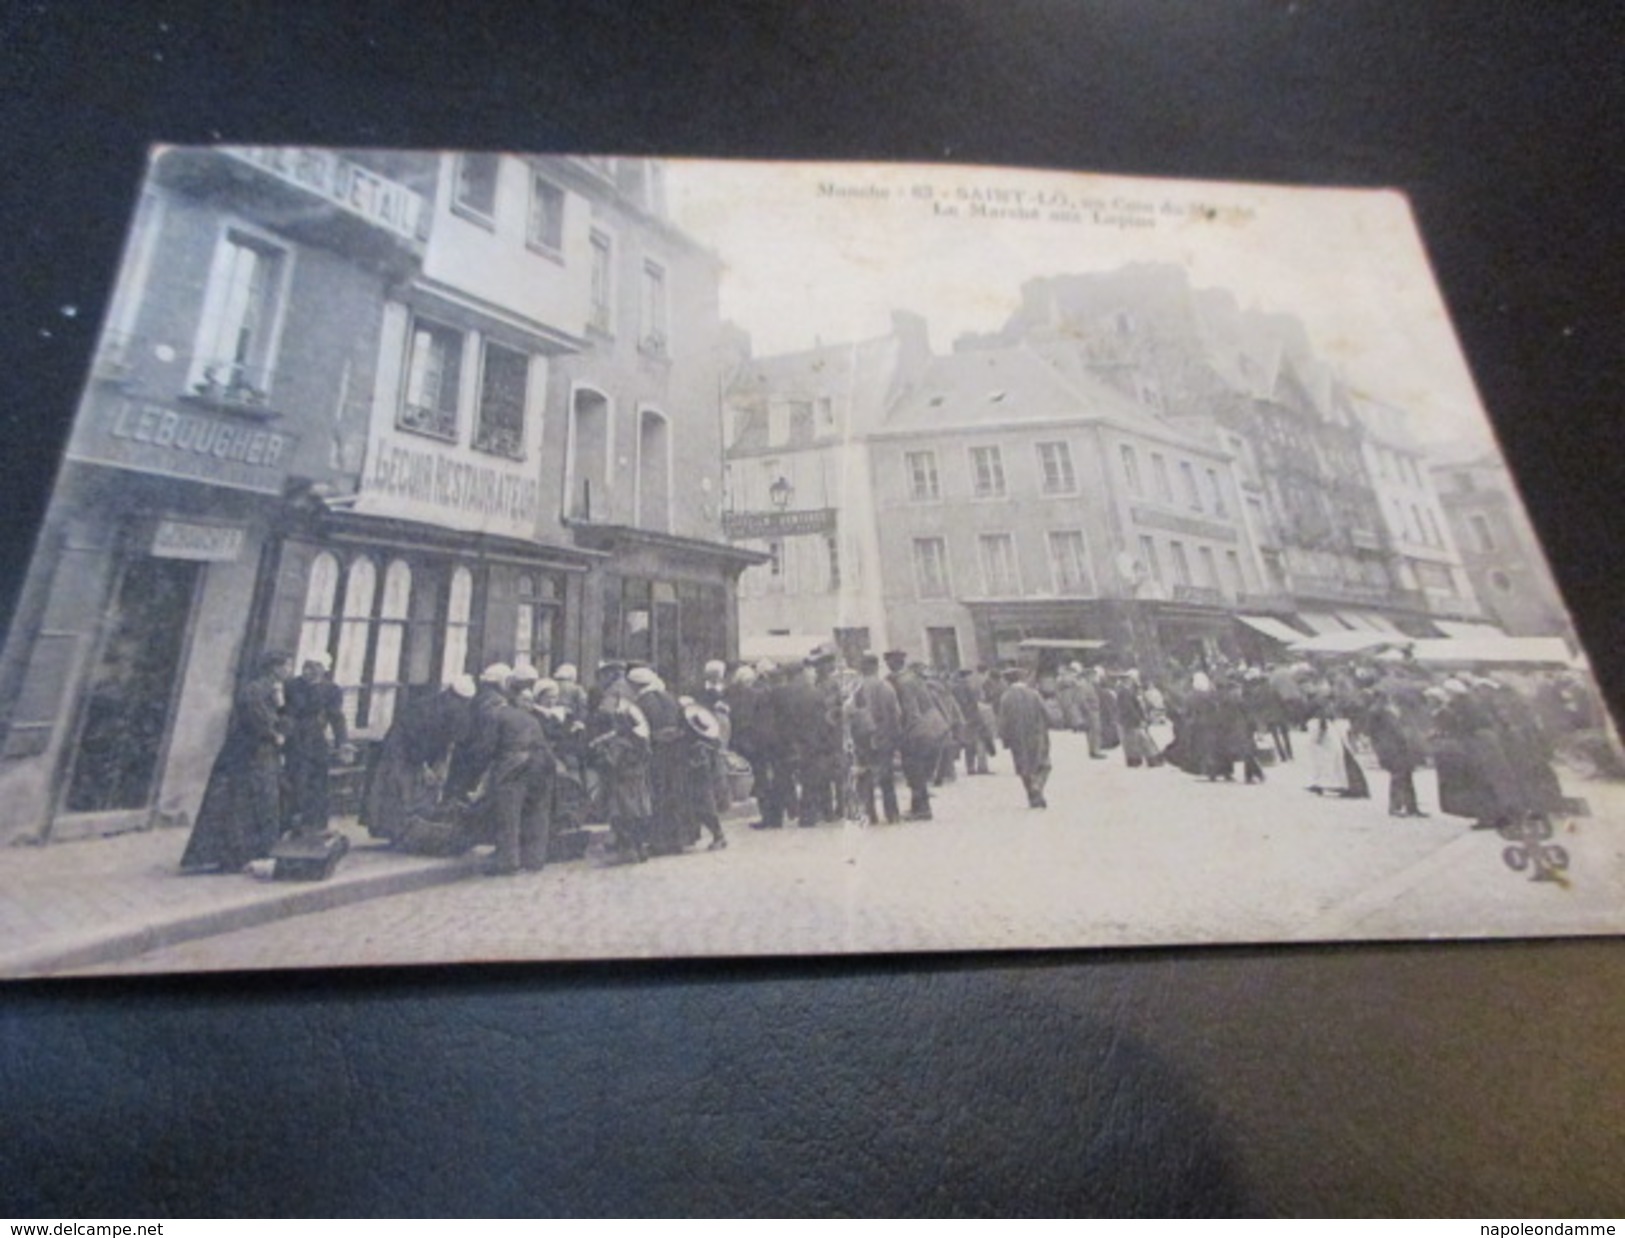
{"left": 769, "top": 475, "right": 793, "bottom": 510}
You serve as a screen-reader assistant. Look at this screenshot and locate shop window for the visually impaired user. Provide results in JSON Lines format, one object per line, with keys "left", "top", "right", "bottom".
{"left": 333, "top": 558, "right": 377, "bottom": 723}
{"left": 188, "top": 228, "right": 287, "bottom": 408}
{"left": 307, "top": 554, "right": 415, "bottom": 735}
{"left": 927, "top": 626, "right": 962, "bottom": 672}
{"left": 474, "top": 342, "right": 529, "bottom": 460}
{"left": 297, "top": 552, "right": 341, "bottom": 669}
{"left": 442, "top": 566, "right": 473, "bottom": 685}
{"left": 400, "top": 318, "right": 464, "bottom": 441}
{"left": 527, "top": 173, "right": 566, "bottom": 256}
{"left": 453, "top": 153, "right": 499, "bottom": 223}
{"left": 513, "top": 572, "right": 564, "bottom": 675}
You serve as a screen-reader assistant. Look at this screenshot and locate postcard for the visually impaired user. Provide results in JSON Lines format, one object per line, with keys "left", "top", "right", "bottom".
{"left": 0, "top": 148, "right": 1618, "bottom": 978}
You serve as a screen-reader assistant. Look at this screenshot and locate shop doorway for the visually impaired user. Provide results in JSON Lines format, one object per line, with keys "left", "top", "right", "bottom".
{"left": 62, "top": 556, "right": 199, "bottom": 814}
{"left": 926, "top": 626, "right": 962, "bottom": 671}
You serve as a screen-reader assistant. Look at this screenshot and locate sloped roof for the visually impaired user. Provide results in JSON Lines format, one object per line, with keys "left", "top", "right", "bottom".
{"left": 879, "top": 342, "right": 1219, "bottom": 454}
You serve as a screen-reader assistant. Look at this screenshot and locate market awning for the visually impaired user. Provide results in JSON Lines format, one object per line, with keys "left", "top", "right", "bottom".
{"left": 1356, "top": 612, "right": 1405, "bottom": 634}
{"left": 1431, "top": 619, "right": 1509, "bottom": 640}
{"left": 1017, "top": 638, "right": 1109, "bottom": 651}
{"left": 1297, "top": 611, "right": 1353, "bottom": 635}
{"left": 1408, "top": 636, "right": 1574, "bottom": 668}
{"left": 1289, "top": 630, "right": 1410, "bottom": 655}
{"left": 1236, "top": 614, "right": 1307, "bottom": 644}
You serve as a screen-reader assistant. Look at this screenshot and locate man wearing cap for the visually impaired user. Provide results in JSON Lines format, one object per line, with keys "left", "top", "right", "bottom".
{"left": 444, "top": 663, "right": 512, "bottom": 802}
{"left": 362, "top": 673, "right": 476, "bottom": 842}
{"left": 788, "top": 647, "right": 842, "bottom": 826}
{"left": 281, "top": 653, "right": 353, "bottom": 837}
{"left": 997, "top": 666, "right": 1052, "bottom": 808}
{"left": 885, "top": 650, "right": 949, "bottom": 821}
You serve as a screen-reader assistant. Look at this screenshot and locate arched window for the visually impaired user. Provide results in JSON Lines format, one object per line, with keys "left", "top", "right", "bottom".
{"left": 567, "top": 388, "right": 610, "bottom": 521}
{"left": 334, "top": 556, "right": 377, "bottom": 725}
{"left": 298, "top": 551, "right": 340, "bottom": 668}
{"left": 369, "top": 559, "right": 412, "bottom": 733}
{"left": 637, "top": 408, "right": 672, "bottom": 533}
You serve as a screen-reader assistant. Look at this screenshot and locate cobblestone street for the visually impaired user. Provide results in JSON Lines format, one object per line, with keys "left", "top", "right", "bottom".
{"left": 96, "top": 729, "right": 1625, "bottom": 975}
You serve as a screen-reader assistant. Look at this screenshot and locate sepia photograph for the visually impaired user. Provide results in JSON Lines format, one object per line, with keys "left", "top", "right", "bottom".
{"left": 1, "top": 147, "right": 1620, "bottom": 978}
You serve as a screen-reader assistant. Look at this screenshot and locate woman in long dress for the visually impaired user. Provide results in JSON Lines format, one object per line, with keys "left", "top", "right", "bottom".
{"left": 180, "top": 651, "right": 293, "bottom": 873}
{"left": 1305, "top": 693, "right": 1370, "bottom": 799}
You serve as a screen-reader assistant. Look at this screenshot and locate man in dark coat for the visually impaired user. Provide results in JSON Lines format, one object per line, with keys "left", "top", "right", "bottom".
{"left": 854, "top": 653, "right": 902, "bottom": 824}
{"left": 996, "top": 667, "right": 1052, "bottom": 808}
{"left": 952, "top": 668, "right": 990, "bottom": 775}
{"left": 180, "top": 651, "right": 293, "bottom": 873}
{"left": 281, "top": 653, "right": 352, "bottom": 836}
{"left": 885, "top": 650, "right": 949, "bottom": 821}
{"left": 781, "top": 657, "right": 836, "bottom": 826}
{"left": 477, "top": 674, "right": 555, "bottom": 874}
{"left": 362, "top": 673, "right": 475, "bottom": 840}
{"left": 748, "top": 663, "right": 796, "bottom": 829}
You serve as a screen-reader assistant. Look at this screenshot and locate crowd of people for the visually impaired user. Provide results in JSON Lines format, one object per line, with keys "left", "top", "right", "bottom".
{"left": 179, "top": 637, "right": 1606, "bottom": 877}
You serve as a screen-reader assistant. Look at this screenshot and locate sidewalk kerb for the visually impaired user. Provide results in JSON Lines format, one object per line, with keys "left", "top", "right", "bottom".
{"left": 2, "top": 851, "right": 483, "bottom": 978}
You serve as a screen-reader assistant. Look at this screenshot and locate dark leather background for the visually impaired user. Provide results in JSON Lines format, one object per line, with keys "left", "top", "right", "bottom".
{"left": 2, "top": 1, "right": 1622, "bottom": 1217}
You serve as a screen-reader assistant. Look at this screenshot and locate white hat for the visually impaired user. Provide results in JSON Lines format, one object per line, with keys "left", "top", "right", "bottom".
{"left": 508, "top": 664, "right": 540, "bottom": 685}
{"left": 534, "top": 678, "right": 559, "bottom": 697}
{"left": 554, "top": 663, "right": 578, "bottom": 682}
{"left": 304, "top": 652, "right": 333, "bottom": 671}
{"left": 734, "top": 666, "right": 758, "bottom": 686}
{"left": 480, "top": 662, "right": 514, "bottom": 685}
{"left": 627, "top": 666, "right": 658, "bottom": 687}
{"left": 704, "top": 659, "right": 726, "bottom": 677}
{"left": 1191, "top": 671, "right": 1213, "bottom": 692}
{"left": 450, "top": 674, "right": 477, "bottom": 699}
